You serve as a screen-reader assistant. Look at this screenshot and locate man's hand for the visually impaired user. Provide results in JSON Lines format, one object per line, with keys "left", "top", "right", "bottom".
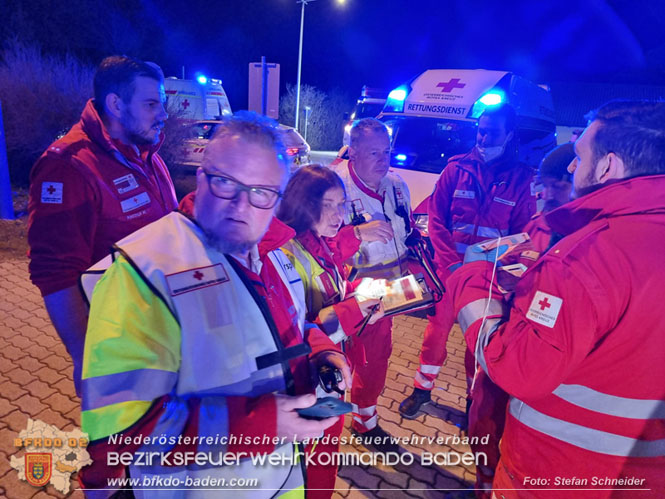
{"left": 311, "top": 351, "right": 352, "bottom": 391}
{"left": 356, "top": 221, "right": 394, "bottom": 244}
{"left": 275, "top": 394, "right": 339, "bottom": 441}
{"left": 43, "top": 286, "right": 89, "bottom": 397}
{"left": 358, "top": 298, "right": 385, "bottom": 325}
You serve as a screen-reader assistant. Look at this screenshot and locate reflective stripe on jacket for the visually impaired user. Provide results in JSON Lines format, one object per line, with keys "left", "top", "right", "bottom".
{"left": 82, "top": 212, "right": 306, "bottom": 498}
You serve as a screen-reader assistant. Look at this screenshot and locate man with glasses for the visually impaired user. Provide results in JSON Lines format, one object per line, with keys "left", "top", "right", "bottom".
{"left": 79, "top": 113, "right": 349, "bottom": 496}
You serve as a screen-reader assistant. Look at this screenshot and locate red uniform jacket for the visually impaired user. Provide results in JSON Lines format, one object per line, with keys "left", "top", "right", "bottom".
{"left": 448, "top": 175, "right": 665, "bottom": 496}
{"left": 429, "top": 147, "right": 536, "bottom": 279}
{"left": 28, "top": 99, "right": 177, "bottom": 295}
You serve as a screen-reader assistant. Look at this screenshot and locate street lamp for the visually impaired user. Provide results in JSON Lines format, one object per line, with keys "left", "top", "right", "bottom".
{"left": 294, "top": 0, "right": 344, "bottom": 132}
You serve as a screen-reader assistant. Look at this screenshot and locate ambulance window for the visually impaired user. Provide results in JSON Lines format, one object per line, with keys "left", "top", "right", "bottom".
{"left": 388, "top": 117, "right": 476, "bottom": 174}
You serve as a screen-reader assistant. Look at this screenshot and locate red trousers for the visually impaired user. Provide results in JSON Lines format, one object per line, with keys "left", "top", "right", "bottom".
{"left": 413, "top": 295, "right": 456, "bottom": 390}
{"left": 346, "top": 316, "right": 393, "bottom": 432}
{"left": 305, "top": 416, "right": 344, "bottom": 499}
{"left": 469, "top": 369, "right": 508, "bottom": 493}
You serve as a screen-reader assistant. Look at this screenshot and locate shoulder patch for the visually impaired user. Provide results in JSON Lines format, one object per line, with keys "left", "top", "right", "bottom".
{"left": 41, "top": 182, "right": 63, "bottom": 204}
{"left": 526, "top": 291, "right": 562, "bottom": 328}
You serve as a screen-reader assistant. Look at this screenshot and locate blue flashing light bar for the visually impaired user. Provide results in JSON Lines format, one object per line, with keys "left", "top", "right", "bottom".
{"left": 388, "top": 88, "right": 407, "bottom": 101}
{"left": 470, "top": 89, "right": 505, "bottom": 118}
{"left": 479, "top": 92, "right": 503, "bottom": 106}
{"left": 385, "top": 86, "right": 409, "bottom": 113}
{"left": 196, "top": 75, "right": 208, "bottom": 85}
{"left": 395, "top": 154, "right": 407, "bottom": 161}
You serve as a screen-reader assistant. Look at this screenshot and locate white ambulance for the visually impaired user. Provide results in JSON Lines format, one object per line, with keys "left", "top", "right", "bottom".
{"left": 164, "top": 77, "right": 232, "bottom": 120}
{"left": 379, "top": 69, "right": 556, "bottom": 210}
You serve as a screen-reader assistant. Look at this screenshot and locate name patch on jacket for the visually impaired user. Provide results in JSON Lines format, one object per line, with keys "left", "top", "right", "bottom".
{"left": 166, "top": 264, "right": 230, "bottom": 296}
{"left": 493, "top": 196, "right": 516, "bottom": 207}
{"left": 113, "top": 174, "right": 140, "bottom": 194}
{"left": 453, "top": 189, "right": 475, "bottom": 199}
{"left": 273, "top": 250, "right": 301, "bottom": 285}
{"left": 121, "top": 192, "right": 151, "bottom": 213}
{"left": 526, "top": 291, "right": 562, "bottom": 328}
{"left": 41, "top": 182, "right": 63, "bottom": 204}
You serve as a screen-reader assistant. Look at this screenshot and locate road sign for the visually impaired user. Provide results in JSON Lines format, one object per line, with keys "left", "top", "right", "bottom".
{"left": 249, "top": 59, "right": 280, "bottom": 119}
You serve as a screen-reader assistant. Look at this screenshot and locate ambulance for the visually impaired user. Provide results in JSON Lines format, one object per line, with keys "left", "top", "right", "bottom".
{"left": 379, "top": 69, "right": 556, "bottom": 210}
{"left": 164, "top": 77, "right": 232, "bottom": 121}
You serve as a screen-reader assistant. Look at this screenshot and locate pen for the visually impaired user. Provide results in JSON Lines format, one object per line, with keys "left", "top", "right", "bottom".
{"left": 356, "top": 296, "right": 383, "bottom": 337}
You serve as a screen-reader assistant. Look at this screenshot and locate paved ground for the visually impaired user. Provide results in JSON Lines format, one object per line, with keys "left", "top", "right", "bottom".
{"left": 0, "top": 250, "right": 476, "bottom": 498}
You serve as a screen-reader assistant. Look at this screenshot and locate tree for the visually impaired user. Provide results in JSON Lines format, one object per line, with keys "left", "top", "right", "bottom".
{"left": 0, "top": 40, "right": 94, "bottom": 185}
{"left": 279, "top": 83, "right": 353, "bottom": 151}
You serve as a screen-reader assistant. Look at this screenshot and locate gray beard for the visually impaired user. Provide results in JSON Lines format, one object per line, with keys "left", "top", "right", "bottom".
{"left": 203, "top": 227, "right": 255, "bottom": 256}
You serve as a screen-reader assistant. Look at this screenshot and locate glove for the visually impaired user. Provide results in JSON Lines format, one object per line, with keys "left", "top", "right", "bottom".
{"left": 464, "top": 241, "right": 509, "bottom": 265}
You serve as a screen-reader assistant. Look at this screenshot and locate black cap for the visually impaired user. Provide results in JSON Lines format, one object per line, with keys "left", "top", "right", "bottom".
{"left": 539, "top": 142, "right": 575, "bottom": 182}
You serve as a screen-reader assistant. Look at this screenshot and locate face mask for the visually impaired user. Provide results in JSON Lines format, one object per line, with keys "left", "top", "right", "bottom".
{"left": 476, "top": 143, "right": 506, "bottom": 163}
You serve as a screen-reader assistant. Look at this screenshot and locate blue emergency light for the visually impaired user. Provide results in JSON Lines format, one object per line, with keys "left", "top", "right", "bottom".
{"left": 385, "top": 86, "right": 408, "bottom": 113}
{"left": 479, "top": 92, "right": 503, "bottom": 106}
{"left": 470, "top": 90, "right": 505, "bottom": 118}
{"left": 196, "top": 74, "right": 208, "bottom": 85}
{"left": 395, "top": 154, "right": 407, "bottom": 161}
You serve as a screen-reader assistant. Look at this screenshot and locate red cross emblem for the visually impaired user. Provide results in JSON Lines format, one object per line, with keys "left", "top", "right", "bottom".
{"left": 436, "top": 78, "right": 466, "bottom": 93}
{"left": 46, "top": 185, "right": 56, "bottom": 195}
{"left": 193, "top": 271, "right": 204, "bottom": 281}
{"left": 182, "top": 99, "right": 190, "bottom": 109}
{"left": 538, "top": 297, "right": 551, "bottom": 311}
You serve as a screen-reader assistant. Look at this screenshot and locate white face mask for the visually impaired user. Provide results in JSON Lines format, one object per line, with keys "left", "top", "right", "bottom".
{"left": 476, "top": 143, "right": 506, "bottom": 163}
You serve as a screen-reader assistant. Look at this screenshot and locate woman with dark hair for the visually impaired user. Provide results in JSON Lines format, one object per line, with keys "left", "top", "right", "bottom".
{"left": 278, "top": 165, "right": 385, "bottom": 342}
{"left": 277, "top": 165, "right": 385, "bottom": 499}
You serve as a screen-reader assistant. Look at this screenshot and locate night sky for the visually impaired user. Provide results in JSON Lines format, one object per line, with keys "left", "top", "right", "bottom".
{"left": 3, "top": 0, "right": 664, "bottom": 109}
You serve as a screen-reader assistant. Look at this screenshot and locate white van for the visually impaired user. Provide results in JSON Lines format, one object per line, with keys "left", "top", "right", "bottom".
{"left": 379, "top": 69, "right": 556, "bottom": 209}
{"left": 164, "top": 77, "right": 232, "bottom": 121}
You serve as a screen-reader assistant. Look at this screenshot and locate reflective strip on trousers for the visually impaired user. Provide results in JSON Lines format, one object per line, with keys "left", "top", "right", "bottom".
{"left": 353, "top": 414, "right": 378, "bottom": 430}
{"left": 419, "top": 364, "right": 442, "bottom": 375}
{"left": 553, "top": 383, "right": 665, "bottom": 420}
{"left": 351, "top": 404, "right": 377, "bottom": 416}
{"left": 415, "top": 371, "right": 434, "bottom": 389}
{"left": 458, "top": 298, "right": 504, "bottom": 335}
{"left": 509, "top": 397, "right": 665, "bottom": 457}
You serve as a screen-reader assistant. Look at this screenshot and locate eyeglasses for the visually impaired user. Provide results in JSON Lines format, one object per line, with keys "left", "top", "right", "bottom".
{"left": 204, "top": 172, "right": 282, "bottom": 209}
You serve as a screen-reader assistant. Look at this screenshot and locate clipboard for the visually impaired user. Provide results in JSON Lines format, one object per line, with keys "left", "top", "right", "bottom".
{"left": 354, "top": 273, "right": 435, "bottom": 317}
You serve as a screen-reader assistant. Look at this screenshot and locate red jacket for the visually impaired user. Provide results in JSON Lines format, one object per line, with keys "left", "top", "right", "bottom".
{"left": 448, "top": 175, "right": 665, "bottom": 496}
{"left": 429, "top": 147, "right": 536, "bottom": 277}
{"left": 28, "top": 99, "right": 177, "bottom": 296}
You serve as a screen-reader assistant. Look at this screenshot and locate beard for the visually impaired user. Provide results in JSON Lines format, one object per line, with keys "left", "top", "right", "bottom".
{"left": 120, "top": 109, "right": 162, "bottom": 146}
{"left": 202, "top": 226, "right": 257, "bottom": 256}
{"left": 572, "top": 168, "right": 602, "bottom": 199}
